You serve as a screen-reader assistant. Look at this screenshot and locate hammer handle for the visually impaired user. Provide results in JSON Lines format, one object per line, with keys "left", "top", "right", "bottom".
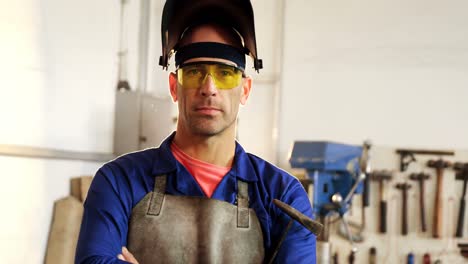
{"left": 433, "top": 170, "right": 443, "bottom": 238}
{"left": 378, "top": 181, "right": 387, "bottom": 233}
{"left": 423, "top": 253, "right": 431, "bottom": 264}
{"left": 402, "top": 189, "right": 408, "bottom": 235}
{"left": 363, "top": 172, "right": 370, "bottom": 207}
{"left": 348, "top": 250, "right": 355, "bottom": 264}
{"left": 379, "top": 200, "right": 387, "bottom": 233}
{"left": 419, "top": 180, "right": 427, "bottom": 232}
{"left": 455, "top": 198, "right": 465, "bottom": 237}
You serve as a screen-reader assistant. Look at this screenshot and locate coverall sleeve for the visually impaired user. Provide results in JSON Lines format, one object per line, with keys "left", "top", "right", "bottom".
{"left": 75, "top": 166, "right": 133, "bottom": 264}
{"left": 272, "top": 180, "right": 317, "bottom": 264}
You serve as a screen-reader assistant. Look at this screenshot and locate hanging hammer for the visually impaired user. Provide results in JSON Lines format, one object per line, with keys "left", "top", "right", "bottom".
{"left": 453, "top": 162, "right": 468, "bottom": 237}
{"left": 370, "top": 170, "right": 393, "bottom": 233}
{"left": 427, "top": 159, "right": 451, "bottom": 238}
{"left": 396, "top": 182, "right": 412, "bottom": 235}
{"left": 423, "top": 253, "right": 431, "bottom": 264}
{"left": 409, "top": 172, "right": 430, "bottom": 232}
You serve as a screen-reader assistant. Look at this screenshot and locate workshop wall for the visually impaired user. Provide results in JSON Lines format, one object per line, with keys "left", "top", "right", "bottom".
{"left": 277, "top": 0, "right": 468, "bottom": 167}
{"left": 277, "top": 0, "right": 468, "bottom": 263}
{"left": 0, "top": 156, "right": 101, "bottom": 262}
{"left": 237, "top": 0, "right": 282, "bottom": 163}
{"left": 326, "top": 146, "right": 468, "bottom": 263}
{"left": 1, "top": 0, "right": 120, "bottom": 152}
{"left": 0, "top": 0, "right": 120, "bottom": 262}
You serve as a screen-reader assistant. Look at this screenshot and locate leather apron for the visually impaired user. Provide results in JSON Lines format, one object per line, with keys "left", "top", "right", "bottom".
{"left": 127, "top": 175, "right": 264, "bottom": 264}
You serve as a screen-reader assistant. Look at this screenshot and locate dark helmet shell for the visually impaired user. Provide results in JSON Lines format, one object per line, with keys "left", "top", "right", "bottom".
{"left": 159, "top": 0, "right": 262, "bottom": 71}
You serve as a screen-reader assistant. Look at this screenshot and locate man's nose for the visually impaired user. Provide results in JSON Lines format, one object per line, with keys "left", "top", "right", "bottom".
{"left": 199, "top": 74, "right": 218, "bottom": 96}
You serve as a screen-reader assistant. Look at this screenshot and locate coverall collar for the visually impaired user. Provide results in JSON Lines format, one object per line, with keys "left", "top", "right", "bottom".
{"left": 152, "top": 132, "right": 258, "bottom": 182}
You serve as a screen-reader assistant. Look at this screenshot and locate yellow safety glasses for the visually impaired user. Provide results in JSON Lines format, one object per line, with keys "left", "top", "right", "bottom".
{"left": 177, "top": 62, "right": 245, "bottom": 90}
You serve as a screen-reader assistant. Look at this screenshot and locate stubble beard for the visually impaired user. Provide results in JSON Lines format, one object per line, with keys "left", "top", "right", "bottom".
{"left": 186, "top": 113, "right": 237, "bottom": 137}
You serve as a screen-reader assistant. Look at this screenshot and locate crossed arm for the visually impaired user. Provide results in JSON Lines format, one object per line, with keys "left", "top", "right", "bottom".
{"left": 117, "top": 247, "right": 138, "bottom": 263}
{"left": 75, "top": 166, "right": 316, "bottom": 263}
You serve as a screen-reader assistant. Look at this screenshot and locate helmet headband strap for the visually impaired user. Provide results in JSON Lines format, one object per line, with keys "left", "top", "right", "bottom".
{"left": 175, "top": 42, "right": 246, "bottom": 70}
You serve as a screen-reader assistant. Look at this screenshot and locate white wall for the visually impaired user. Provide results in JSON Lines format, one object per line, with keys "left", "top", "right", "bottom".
{"left": 278, "top": 1, "right": 468, "bottom": 262}
{"left": 0, "top": 156, "right": 102, "bottom": 262}
{"left": 0, "top": 0, "right": 120, "bottom": 262}
{"left": 237, "top": 0, "right": 282, "bottom": 163}
{"left": 278, "top": 0, "right": 468, "bottom": 167}
{"left": 0, "top": 0, "right": 120, "bottom": 152}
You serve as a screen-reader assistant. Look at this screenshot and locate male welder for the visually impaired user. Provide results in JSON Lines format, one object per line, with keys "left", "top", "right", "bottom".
{"left": 75, "top": 0, "right": 316, "bottom": 263}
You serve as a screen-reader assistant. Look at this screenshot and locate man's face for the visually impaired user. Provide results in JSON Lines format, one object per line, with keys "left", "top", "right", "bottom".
{"left": 169, "top": 25, "right": 251, "bottom": 137}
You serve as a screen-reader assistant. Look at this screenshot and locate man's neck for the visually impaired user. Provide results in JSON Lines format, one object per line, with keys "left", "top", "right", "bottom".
{"left": 172, "top": 129, "right": 236, "bottom": 167}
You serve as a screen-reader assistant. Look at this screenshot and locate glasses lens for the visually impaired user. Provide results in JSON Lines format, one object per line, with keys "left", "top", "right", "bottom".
{"left": 177, "top": 63, "right": 242, "bottom": 90}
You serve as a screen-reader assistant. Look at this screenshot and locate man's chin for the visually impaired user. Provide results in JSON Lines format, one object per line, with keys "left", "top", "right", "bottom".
{"left": 188, "top": 122, "right": 227, "bottom": 137}
{"left": 187, "top": 118, "right": 235, "bottom": 137}
{"left": 191, "top": 127, "right": 224, "bottom": 137}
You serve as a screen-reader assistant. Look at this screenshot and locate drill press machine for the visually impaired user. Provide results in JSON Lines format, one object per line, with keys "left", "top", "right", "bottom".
{"left": 290, "top": 141, "right": 371, "bottom": 264}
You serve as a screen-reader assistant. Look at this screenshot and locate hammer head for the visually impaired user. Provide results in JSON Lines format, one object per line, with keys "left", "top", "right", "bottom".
{"left": 395, "top": 182, "right": 412, "bottom": 190}
{"left": 427, "top": 159, "right": 451, "bottom": 169}
{"left": 453, "top": 162, "right": 468, "bottom": 172}
{"left": 370, "top": 170, "right": 393, "bottom": 182}
{"left": 409, "top": 172, "right": 430, "bottom": 181}
{"left": 272, "top": 199, "right": 324, "bottom": 236}
{"left": 455, "top": 172, "right": 468, "bottom": 181}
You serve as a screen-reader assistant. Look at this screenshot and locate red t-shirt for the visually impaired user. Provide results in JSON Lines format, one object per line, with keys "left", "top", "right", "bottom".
{"left": 170, "top": 142, "right": 231, "bottom": 197}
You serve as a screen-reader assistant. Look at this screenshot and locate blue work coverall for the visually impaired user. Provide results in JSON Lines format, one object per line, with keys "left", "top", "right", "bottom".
{"left": 75, "top": 133, "right": 316, "bottom": 263}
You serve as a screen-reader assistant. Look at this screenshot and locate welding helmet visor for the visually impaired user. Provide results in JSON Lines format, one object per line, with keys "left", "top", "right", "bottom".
{"left": 159, "top": 0, "right": 263, "bottom": 71}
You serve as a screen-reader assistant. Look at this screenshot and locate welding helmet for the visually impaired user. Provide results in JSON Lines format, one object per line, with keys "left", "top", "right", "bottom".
{"left": 159, "top": 0, "right": 263, "bottom": 72}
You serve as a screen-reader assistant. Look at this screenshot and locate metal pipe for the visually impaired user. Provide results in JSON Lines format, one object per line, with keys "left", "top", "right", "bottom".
{"left": 272, "top": 0, "right": 286, "bottom": 165}
{"left": 136, "top": 0, "right": 151, "bottom": 93}
{"left": 0, "top": 144, "right": 114, "bottom": 162}
{"left": 116, "top": 0, "right": 131, "bottom": 91}
{"left": 136, "top": 0, "right": 151, "bottom": 150}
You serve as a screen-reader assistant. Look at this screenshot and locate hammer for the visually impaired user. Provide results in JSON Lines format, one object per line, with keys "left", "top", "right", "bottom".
{"left": 459, "top": 243, "right": 468, "bottom": 259}
{"left": 396, "top": 182, "right": 412, "bottom": 235}
{"left": 369, "top": 247, "right": 377, "bottom": 264}
{"left": 268, "top": 199, "right": 323, "bottom": 264}
{"left": 427, "top": 159, "right": 451, "bottom": 238}
{"left": 370, "top": 170, "right": 393, "bottom": 233}
{"left": 409, "top": 172, "right": 430, "bottom": 232}
{"left": 423, "top": 253, "right": 431, "bottom": 264}
{"left": 453, "top": 162, "right": 468, "bottom": 237}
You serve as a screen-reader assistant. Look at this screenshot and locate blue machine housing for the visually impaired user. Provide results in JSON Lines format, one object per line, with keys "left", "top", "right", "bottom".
{"left": 289, "top": 141, "right": 364, "bottom": 217}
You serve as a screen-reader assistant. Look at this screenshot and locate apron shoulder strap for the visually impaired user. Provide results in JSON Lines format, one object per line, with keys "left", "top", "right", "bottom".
{"left": 147, "top": 175, "right": 167, "bottom": 216}
{"left": 237, "top": 180, "right": 250, "bottom": 228}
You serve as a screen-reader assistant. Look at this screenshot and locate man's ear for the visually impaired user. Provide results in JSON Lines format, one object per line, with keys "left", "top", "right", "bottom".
{"left": 240, "top": 76, "right": 252, "bottom": 105}
{"left": 169, "top": 72, "right": 178, "bottom": 102}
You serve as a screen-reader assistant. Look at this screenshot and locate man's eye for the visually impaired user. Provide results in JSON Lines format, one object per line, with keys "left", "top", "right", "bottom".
{"left": 221, "top": 70, "right": 232, "bottom": 76}
{"left": 218, "top": 68, "right": 236, "bottom": 77}
{"left": 186, "top": 69, "right": 200, "bottom": 75}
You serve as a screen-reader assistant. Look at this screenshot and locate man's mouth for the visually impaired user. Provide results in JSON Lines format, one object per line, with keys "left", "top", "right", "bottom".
{"left": 194, "top": 106, "right": 222, "bottom": 115}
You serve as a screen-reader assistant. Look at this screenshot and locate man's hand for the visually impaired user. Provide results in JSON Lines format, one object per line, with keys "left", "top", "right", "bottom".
{"left": 117, "top": 247, "right": 139, "bottom": 264}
